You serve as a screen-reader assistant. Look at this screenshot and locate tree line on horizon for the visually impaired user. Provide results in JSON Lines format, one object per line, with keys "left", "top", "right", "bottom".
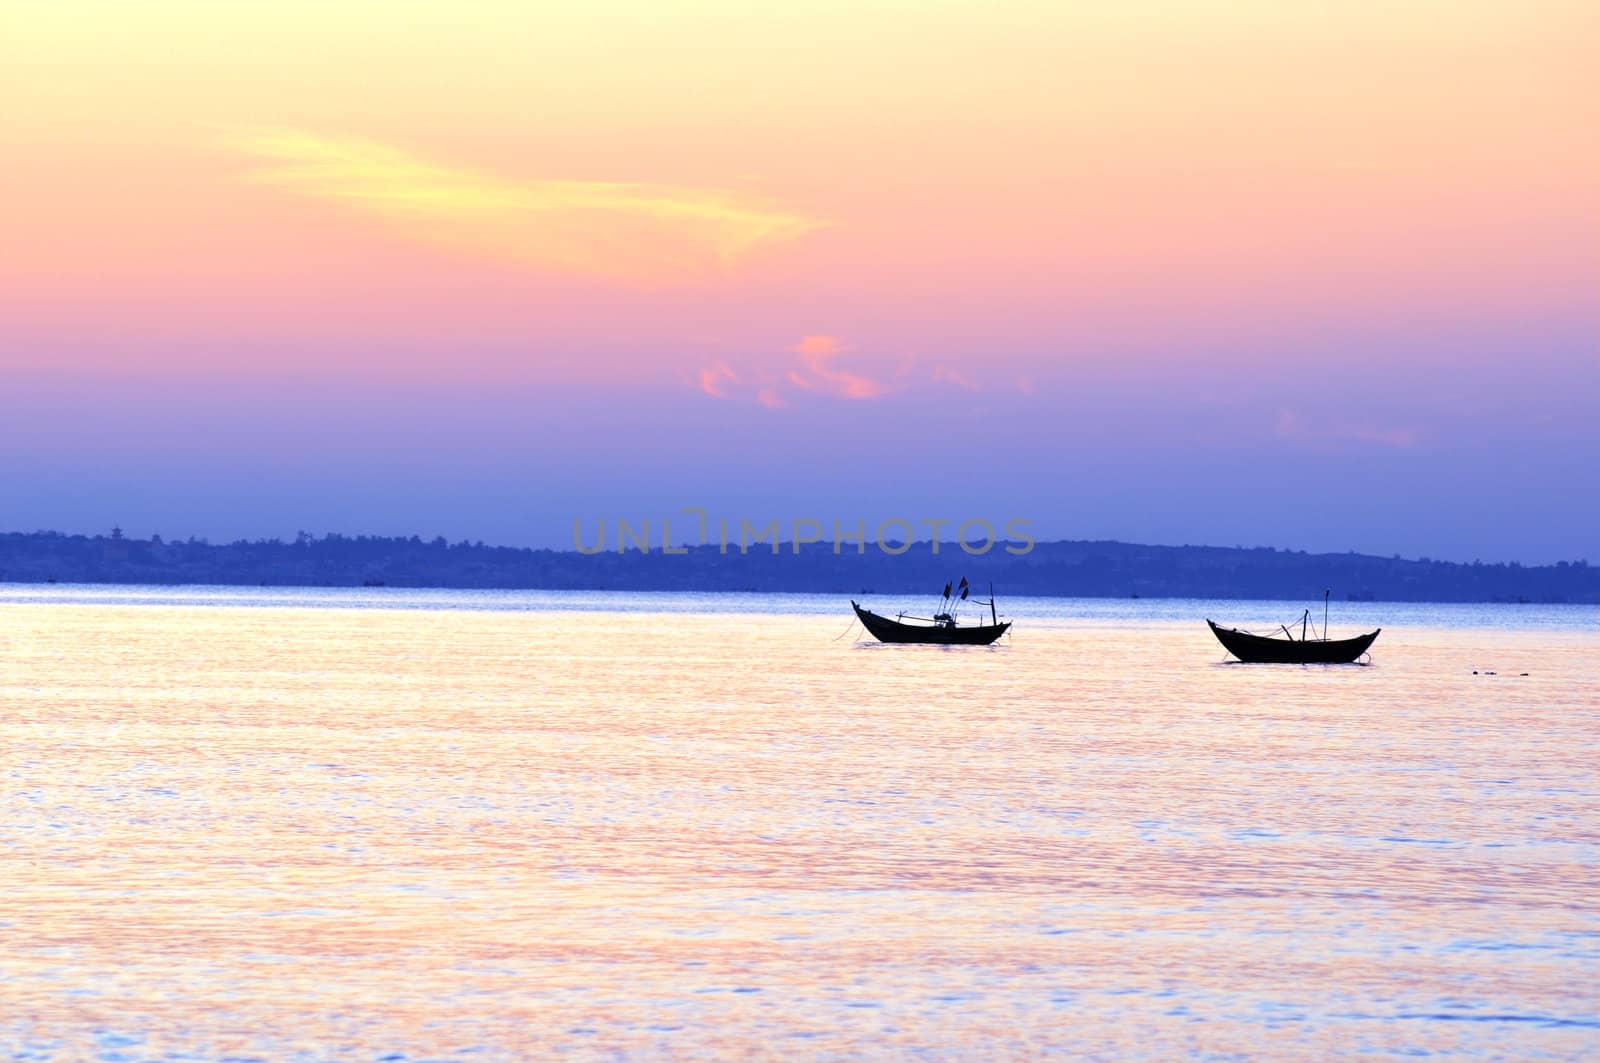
{"left": 1, "top": 528, "right": 1593, "bottom": 604}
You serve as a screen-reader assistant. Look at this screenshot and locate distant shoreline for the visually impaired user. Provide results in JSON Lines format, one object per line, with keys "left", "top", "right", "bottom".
{"left": 3, "top": 581, "right": 1596, "bottom": 612}
{"left": 3, "top": 530, "right": 1594, "bottom": 605}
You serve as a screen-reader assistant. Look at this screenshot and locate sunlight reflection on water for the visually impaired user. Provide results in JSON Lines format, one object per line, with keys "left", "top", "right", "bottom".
{"left": 1, "top": 591, "right": 1596, "bottom": 1060}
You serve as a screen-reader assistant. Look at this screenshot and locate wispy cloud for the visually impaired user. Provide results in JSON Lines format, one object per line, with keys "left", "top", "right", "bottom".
{"left": 786, "top": 335, "right": 888, "bottom": 400}
{"left": 229, "top": 129, "right": 826, "bottom": 284}
{"left": 699, "top": 336, "right": 1018, "bottom": 407}
{"left": 697, "top": 335, "right": 890, "bottom": 407}
{"left": 699, "top": 361, "right": 736, "bottom": 399}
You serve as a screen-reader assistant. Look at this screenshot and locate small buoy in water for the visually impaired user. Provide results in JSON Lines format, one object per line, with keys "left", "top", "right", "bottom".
{"left": 1520, "top": 672, "right": 1529, "bottom": 676}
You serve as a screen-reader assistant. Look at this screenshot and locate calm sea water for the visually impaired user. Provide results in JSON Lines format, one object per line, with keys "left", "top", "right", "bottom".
{"left": 2, "top": 587, "right": 1596, "bottom": 1061}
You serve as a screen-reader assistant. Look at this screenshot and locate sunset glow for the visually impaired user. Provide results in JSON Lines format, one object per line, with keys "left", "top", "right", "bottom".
{"left": 231, "top": 129, "right": 826, "bottom": 283}
{"left": 2, "top": 1, "right": 1595, "bottom": 558}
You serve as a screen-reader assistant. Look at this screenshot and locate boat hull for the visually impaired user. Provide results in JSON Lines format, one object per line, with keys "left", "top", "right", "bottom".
{"left": 852, "top": 601, "right": 1010, "bottom": 645}
{"left": 1208, "top": 620, "right": 1378, "bottom": 664}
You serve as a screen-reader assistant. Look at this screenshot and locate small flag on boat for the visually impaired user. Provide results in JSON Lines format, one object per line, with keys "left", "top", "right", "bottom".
{"left": 942, "top": 582, "right": 952, "bottom": 598}
{"left": 960, "top": 585, "right": 969, "bottom": 600}
{"left": 959, "top": 576, "right": 969, "bottom": 589}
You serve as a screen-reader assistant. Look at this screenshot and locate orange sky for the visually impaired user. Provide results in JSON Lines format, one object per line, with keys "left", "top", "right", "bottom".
{"left": 5, "top": 1, "right": 1594, "bottom": 388}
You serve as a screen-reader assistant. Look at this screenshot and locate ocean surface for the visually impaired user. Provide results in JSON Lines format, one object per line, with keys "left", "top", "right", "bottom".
{"left": 2, "top": 586, "right": 1596, "bottom": 1061}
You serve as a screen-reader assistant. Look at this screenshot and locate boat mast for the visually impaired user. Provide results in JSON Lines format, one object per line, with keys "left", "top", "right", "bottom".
{"left": 990, "top": 581, "right": 997, "bottom": 626}
{"left": 1323, "top": 588, "right": 1330, "bottom": 641}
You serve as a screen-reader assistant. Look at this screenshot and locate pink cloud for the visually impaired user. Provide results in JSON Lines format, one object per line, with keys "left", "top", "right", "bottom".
{"left": 790, "top": 335, "right": 844, "bottom": 359}
{"left": 787, "top": 335, "right": 887, "bottom": 400}
{"left": 699, "top": 361, "right": 735, "bottom": 399}
{"left": 695, "top": 335, "right": 895, "bottom": 407}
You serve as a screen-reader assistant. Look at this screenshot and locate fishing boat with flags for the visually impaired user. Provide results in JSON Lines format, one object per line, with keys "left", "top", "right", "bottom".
{"left": 1208, "top": 591, "right": 1379, "bottom": 664}
{"left": 851, "top": 577, "right": 1010, "bottom": 645}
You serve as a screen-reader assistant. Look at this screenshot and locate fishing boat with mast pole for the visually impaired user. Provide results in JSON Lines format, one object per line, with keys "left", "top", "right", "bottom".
{"left": 1208, "top": 590, "right": 1379, "bottom": 664}
{"left": 851, "top": 577, "right": 1010, "bottom": 645}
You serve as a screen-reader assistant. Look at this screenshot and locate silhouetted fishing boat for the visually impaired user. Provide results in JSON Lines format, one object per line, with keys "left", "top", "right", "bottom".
{"left": 1208, "top": 592, "right": 1379, "bottom": 663}
{"left": 851, "top": 578, "right": 1009, "bottom": 645}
